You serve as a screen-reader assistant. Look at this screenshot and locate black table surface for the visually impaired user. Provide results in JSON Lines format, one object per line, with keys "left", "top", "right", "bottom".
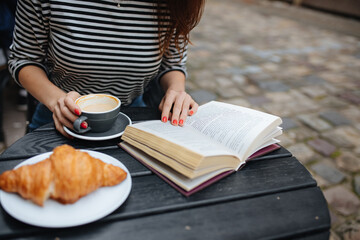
{"left": 0, "top": 107, "right": 330, "bottom": 240}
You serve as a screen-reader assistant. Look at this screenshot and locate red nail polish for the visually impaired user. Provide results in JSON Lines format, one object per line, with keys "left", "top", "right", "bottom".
{"left": 80, "top": 122, "right": 87, "bottom": 129}
{"left": 189, "top": 110, "right": 194, "bottom": 116}
{"left": 74, "top": 108, "right": 80, "bottom": 116}
{"left": 172, "top": 119, "right": 178, "bottom": 125}
{"left": 179, "top": 119, "right": 184, "bottom": 125}
{"left": 162, "top": 116, "right": 167, "bottom": 123}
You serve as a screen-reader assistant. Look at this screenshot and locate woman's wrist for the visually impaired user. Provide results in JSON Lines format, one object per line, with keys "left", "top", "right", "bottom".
{"left": 160, "top": 70, "right": 186, "bottom": 92}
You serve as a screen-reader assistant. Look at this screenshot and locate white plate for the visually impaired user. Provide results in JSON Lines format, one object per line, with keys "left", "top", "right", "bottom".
{"left": 64, "top": 112, "right": 132, "bottom": 141}
{"left": 0, "top": 150, "right": 132, "bottom": 228}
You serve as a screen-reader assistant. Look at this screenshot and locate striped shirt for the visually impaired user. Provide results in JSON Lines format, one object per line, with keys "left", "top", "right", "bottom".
{"left": 8, "top": 0, "right": 187, "bottom": 106}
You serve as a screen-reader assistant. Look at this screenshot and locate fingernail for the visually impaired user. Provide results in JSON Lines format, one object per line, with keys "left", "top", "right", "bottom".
{"left": 162, "top": 116, "right": 167, "bottom": 123}
{"left": 179, "top": 119, "right": 184, "bottom": 126}
{"left": 189, "top": 110, "right": 194, "bottom": 116}
{"left": 172, "top": 119, "right": 178, "bottom": 125}
{"left": 80, "top": 122, "right": 88, "bottom": 129}
{"left": 74, "top": 108, "right": 80, "bottom": 116}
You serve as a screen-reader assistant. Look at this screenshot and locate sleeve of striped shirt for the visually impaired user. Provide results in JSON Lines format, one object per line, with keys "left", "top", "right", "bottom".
{"left": 158, "top": 36, "right": 188, "bottom": 80}
{"left": 8, "top": 0, "right": 50, "bottom": 85}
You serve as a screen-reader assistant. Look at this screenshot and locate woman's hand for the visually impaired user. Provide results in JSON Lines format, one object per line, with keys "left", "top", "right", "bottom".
{"left": 52, "top": 91, "right": 82, "bottom": 138}
{"left": 158, "top": 71, "right": 198, "bottom": 126}
{"left": 159, "top": 89, "right": 198, "bottom": 126}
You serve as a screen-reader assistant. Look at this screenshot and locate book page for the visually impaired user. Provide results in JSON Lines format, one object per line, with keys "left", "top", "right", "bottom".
{"left": 130, "top": 120, "right": 236, "bottom": 157}
{"left": 186, "top": 101, "right": 282, "bottom": 159}
{"left": 120, "top": 142, "right": 234, "bottom": 192}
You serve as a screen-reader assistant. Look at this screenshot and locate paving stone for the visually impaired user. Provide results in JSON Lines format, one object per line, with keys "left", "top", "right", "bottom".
{"left": 322, "top": 83, "right": 343, "bottom": 95}
{"left": 338, "top": 92, "right": 360, "bottom": 104}
{"left": 311, "top": 162, "right": 346, "bottom": 184}
{"left": 355, "top": 147, "right": 360, "bottom": 156}
{"left": 189, "top": 90, "right": 217, "bottom": 105}
{"left": 221, "top": 53, "right": 244, "bottom": 65}
{"left": 225, "top": 65, "right": 262, "bottom": 75}
{"left": 323, "top": 186, "right": 360, "bottom": 216}
{"left": 321, "top": 130, "right": 355, "bottom": 148}
{"left": 261, "top": 62, "right": 280, "bottom": 72}
{"left": 355, "top": 123, "right": 360, "bottom": 132}
{"left": 319, "top": 72, "right": 350, "bottom": 85}
{"left": 301, "top": 86, "right": 327, "bottom": 99}
{"left": 355, "top": 51, "right": 360, "bottom": 59}
{"left": 329, "top": 210, "right": 345, "bottom": 228}
{"left": 216, "top": 77, "right": 235, "bottom": 88}
{"left": 320, "top": 111, "right": 351, "bottom": 126}
{"left": 343, "top": 224, "right": 360, "bottom": 240}
{"left": 280, "top": 117, "right": 298, "bottom": 130}
{"left": 222, "top": 98, "right": 251, "bottom": 108}
{"left": 308, "top": 55, "right": 326, "bottom": 66}
{"left": 308, "top": 138, "right": 336, "bottom": 157}
{"left": 192, "top": 71, "right": 217, "bottom": 89}
{"left": 265, "top": 92, "right": 294, "bottom": 103}
{"left": 287, "top": 143, "right": 316, "bottom": 164}
{"left": 257, "top": 81, "right": 290, "bottom": 92}
{"left": 246, "top": 96, "right": 271, "bottom": 106}
{"left": 311, "top": 173, "right": 332, "bottom": 188}
{"left": 196, "top": 78, "right": 218, "bottom": 90}
{"left": 263, "top": 98, "right": 319, "bottom": 116}
{"left": 352, "top": 175, "right": 360, "bottom": 198}
{"left": 276, "top": 133, "right": 295, "bottom": 148}
{"left": 319, "top": 96, "right": 349, "bottom": 108}
{"left": 341, "top": 106, "right": 360, "bottom": 123}
{"left": 305, "top": 75, "right": 327, "bottom": 85}
{"left": 287, "top": 128, "right": 319, "bottom": 141}
{"left": 185, "top": 81, "right": 197, "bottom": 91}
{"left": 336, "top": 151, "right": 360, "bottom": 173}
{"left": 323, "top": 127, "right": 360, "bottom": 149}
{"left": 283, "top": 65, "right": 312, "bottom": 77}
{"left": 217, "top": 87, "right": 243, "bottom": 99}
{"left": 242, "top": 85, "right": 261, "bottom": 95}
{"left": 298, "top": 114, "right": 332, "bottom": 132}
{"left": 330, "top": 231, "right": 341, "bottom": 240}
{"left": 337, "top": 217, "right": 360, "bottom": 240}
{"left": 326, "top": 62, "right": 346, "bottom": 72}
{"left": 231, "top": 74, "right": 247, "bottom": 86}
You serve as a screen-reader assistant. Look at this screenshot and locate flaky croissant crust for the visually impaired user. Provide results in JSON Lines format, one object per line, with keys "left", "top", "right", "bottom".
{"left": 0, "top": 145, "right": 127, "bottom": 206}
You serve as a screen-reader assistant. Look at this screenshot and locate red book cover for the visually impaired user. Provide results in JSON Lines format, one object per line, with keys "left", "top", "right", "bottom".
{"left": 120, "top": 142, "right": 280, "bottom": 196}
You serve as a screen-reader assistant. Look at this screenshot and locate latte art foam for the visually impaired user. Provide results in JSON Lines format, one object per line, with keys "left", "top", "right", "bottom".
{"left": 81, "top": 103, "right": 115, "bottom": 112}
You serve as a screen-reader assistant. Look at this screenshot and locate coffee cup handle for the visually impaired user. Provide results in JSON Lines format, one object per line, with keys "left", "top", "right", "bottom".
{"left": 73, "top": 116, "right": 91, "bottom": 134}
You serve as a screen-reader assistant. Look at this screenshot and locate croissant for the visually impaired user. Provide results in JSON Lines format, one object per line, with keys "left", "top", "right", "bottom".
{"left": 0, "top": 144, "right": 127, "bottom": 206}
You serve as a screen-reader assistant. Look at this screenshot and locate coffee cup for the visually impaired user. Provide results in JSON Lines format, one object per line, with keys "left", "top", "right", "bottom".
{"left": 73, "top": 94, "right": 121, "bottom": 134}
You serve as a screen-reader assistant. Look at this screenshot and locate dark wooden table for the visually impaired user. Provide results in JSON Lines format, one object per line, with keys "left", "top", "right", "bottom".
{"left": 0, "top": 107, "right": 330, "bottom": 239}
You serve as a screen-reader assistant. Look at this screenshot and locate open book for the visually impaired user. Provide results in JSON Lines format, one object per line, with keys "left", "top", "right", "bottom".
{"left": 120, "top": 101, "right": 283, "bottom": 196}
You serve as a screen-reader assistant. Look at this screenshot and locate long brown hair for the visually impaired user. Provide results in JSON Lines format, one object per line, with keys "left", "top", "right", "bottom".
{"left": 157, "top": 0, "right": 205, "bottom": 56}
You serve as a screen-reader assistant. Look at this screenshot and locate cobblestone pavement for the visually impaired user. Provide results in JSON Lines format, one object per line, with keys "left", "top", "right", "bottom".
{"left": 186, "top": 0, "right": 360, "bottom": 239}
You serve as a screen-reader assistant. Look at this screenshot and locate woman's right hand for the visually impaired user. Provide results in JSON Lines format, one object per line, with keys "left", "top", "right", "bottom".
{"left": 52, "top": 91, "right": 82, "bottom": 138}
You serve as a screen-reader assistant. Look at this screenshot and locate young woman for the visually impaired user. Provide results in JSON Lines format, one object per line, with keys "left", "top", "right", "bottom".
{"left": 8, "top": 0, "right": 205, "bottom": 137}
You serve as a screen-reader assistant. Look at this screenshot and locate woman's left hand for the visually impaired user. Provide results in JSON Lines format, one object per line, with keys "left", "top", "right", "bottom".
{"left": 159, "top": 89, "right": 198, "bottom": 126}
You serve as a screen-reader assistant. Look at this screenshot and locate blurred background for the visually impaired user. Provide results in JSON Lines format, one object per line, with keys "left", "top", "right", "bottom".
{"left": 1, "top": 0, "right": 360, "bottom": 239}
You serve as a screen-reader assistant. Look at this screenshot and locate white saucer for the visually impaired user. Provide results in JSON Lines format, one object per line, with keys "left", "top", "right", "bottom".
{"left": 64, "top": 112, "right": 132, "bottom": 141}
